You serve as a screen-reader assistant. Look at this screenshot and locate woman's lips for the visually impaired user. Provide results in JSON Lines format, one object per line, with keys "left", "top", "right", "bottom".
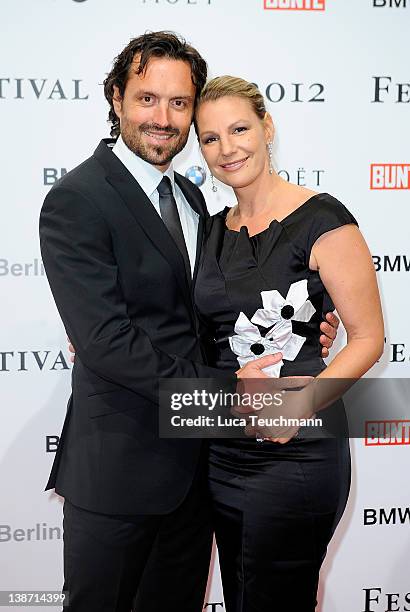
{"left": 219, "top": 157, "right": 249, "bottom": 172}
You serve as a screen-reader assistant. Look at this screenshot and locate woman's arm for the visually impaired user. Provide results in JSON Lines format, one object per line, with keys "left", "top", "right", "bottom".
{"left": 261, "top": 223, "right": 384, "bottom": 443}
{"left": 310, "top": 223, "right": 384, "bottom": 380}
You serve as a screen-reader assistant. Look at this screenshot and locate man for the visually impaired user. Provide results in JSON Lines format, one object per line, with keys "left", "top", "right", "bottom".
{"left": 40, "top": 31, "right": 338, "bottom": 612}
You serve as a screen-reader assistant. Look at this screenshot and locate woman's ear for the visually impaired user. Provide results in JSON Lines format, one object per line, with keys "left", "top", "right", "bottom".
{"left": 263, "top": 112, "right": 275, "bottom": 144}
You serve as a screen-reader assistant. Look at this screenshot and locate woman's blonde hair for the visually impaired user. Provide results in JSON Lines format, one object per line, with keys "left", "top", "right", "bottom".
{"left": 195, "top": 75, "right": 267, "bottom": 132}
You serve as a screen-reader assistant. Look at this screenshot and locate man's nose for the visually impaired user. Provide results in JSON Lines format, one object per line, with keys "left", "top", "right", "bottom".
{"left": 151, "top": 102, "right": 171, "bottom": 128}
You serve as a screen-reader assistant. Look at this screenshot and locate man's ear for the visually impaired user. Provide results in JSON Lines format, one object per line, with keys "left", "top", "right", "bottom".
{"left": 112, "top": 86, "right": 123, "bottom": 119}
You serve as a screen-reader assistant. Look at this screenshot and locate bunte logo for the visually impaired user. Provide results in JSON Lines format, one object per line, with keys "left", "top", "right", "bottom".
{"left": 370, "top": 164, "right": 410, "bottom": 189}
{"left": 264, "top": 0, "right": 325, "bottom": 10}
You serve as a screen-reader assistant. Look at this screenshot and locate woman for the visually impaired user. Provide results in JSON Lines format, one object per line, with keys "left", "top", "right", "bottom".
{"left": 193, "top": 76, "right": 384, "bottom": 611}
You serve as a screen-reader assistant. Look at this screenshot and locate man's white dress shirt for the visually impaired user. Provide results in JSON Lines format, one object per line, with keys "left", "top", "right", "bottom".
{"left": 112, "top": 135, "right": 199, "bottom": 275}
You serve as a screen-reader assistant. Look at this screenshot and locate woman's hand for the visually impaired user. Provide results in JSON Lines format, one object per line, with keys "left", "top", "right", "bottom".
{"left": 232, "top": 376, "right": 315, "bottom": 444}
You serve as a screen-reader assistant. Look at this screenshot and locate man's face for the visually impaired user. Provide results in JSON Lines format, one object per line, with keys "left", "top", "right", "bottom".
{"left": 113, "top": 56, "right": 196, "bottom": 170}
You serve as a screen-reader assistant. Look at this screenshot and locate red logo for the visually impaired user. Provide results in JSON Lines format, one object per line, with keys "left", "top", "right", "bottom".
{"left": 370, "top": 164, "right": 410, "bottom": 189}
{"left": 264, "top": 0, "right": 325, "bottom": 9}
{"left": 365, "top": 420, "right": 410, "bottom": 445}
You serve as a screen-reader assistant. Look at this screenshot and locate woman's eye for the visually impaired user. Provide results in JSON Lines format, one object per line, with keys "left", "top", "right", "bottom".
{"left": 203, "top": 136, "right": 217, "bottom": 145}
{"left": 234, "top": 126, "right": 247, "bottom": 134}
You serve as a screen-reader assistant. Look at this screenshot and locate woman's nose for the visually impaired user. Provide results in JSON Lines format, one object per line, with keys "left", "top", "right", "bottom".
{"left": 220, "top": 136, "right": 236, "bottom": 157}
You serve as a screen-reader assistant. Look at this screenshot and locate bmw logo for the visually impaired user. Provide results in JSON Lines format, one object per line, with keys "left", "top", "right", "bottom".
{"left": 185, "top": 166, "right": 206, "bottom": 187}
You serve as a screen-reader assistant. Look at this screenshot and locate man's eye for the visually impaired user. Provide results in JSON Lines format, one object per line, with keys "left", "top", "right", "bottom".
{"left": 142, "top": 96, "right": 153, "bottom": 103}
{"left": 173, "top": 100, "right": 186, "bottom": 108}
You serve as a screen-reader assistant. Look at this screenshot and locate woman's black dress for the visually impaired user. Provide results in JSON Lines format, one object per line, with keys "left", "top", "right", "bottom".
{"left": 194, "top": 193, "right": 357, "bottom": 612}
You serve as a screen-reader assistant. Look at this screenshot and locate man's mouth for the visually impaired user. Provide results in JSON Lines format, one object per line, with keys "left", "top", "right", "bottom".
{"left": 220, "top": 157, "right": 249, "bottom": 171}
{"left": 143, "top": 131, "right": 176, "bottom": 142}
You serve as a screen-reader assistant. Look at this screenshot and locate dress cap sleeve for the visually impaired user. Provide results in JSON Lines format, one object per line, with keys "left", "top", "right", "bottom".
{"left": 306, "top": 194, "right": 358, "bottom": 258}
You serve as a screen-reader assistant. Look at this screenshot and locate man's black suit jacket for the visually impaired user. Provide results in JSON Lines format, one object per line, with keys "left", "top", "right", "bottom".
{"left": 40, "top": 139, "right": 220, "bottom": 515}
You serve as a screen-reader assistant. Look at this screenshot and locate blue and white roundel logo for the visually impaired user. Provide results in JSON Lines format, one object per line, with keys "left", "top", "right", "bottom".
{"left": 185, "top": 166, "right": 206, "bottom": 187}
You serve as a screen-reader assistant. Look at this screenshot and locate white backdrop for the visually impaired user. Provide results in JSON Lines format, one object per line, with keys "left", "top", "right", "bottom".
{"left": 1, "top": 0, "right": 409, "bottom": 610}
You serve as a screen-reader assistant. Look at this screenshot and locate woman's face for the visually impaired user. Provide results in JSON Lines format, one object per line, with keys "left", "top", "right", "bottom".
{"left": 196, "top": 95, "right": 273, "bottom": 190}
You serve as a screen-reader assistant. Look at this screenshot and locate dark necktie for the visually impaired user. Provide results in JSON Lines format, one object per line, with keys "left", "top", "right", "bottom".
{"left": 157, "top": 176, "right": 191, "bottom": 280}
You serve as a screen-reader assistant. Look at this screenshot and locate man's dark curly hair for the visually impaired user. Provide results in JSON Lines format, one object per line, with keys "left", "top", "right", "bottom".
{"left": 103, "top": 31, "right": 208, "bottom": 138}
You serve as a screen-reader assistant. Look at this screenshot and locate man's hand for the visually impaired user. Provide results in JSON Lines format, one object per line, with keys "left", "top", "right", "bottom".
{"left": 235, "top": 353, "right": 283, "bottom": 379}
{"left": 320, "top": 312, "right": 340, "bottom": 358}
{"left": 68, "top": 337, "right": 75, "bottom": 363}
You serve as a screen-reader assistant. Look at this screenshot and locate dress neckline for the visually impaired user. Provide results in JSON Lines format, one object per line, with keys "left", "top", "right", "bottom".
{"left": 221, "top": 192, "right": 326, "bottom": 238}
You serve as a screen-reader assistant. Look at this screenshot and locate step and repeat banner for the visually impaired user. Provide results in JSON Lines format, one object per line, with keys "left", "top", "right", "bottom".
{"left": 1, "top": 0, "right": 409, "bottom": 610}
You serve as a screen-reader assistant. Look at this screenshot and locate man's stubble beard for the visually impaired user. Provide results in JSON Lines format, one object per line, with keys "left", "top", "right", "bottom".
{"left": 120, "top": 119, "right": 190, "bottom": 167}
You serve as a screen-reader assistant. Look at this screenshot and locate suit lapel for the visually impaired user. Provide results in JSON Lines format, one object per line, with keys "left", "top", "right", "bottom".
{"left": 94, "top": 140, "right": 192, "bottom": 308}
{"left": 174, "top": 173, "right": 207, "bottom": 285}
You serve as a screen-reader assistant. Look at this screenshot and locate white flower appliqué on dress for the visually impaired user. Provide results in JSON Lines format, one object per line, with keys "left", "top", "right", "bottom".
{"left": 229, "top": 279, "right": 316, "bottom": 377}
